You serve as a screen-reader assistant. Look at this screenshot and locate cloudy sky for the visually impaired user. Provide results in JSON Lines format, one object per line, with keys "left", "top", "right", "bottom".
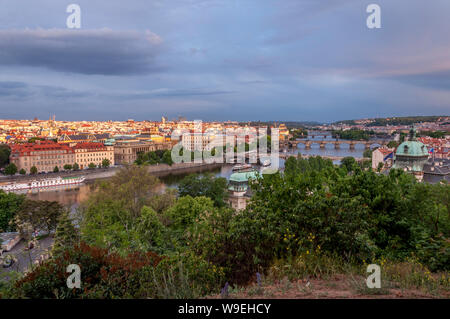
{"left": 0, "top": 0, "right": 449, "bottom": 122}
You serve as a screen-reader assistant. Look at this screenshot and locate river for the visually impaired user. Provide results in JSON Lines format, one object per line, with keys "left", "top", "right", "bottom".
{"left": 18, "top": 133, "right": 385, "bottom": 208}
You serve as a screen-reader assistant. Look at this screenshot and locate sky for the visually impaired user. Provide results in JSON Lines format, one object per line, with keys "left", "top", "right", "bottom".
{"left": 0, "top": 0, "right": 449, "bottom": 122}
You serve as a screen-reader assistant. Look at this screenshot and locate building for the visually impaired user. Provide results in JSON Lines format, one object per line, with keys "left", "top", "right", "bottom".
{"left": 227, "top": 169, "right": 259, "bottom": 211}
{"left": 372, "top": 147, "right": 394, "bottom": 170}
{"left": 417, "top": 136, "right": 449, "bottom": 160}
{"left": 114, "top": 140, "right": 157, "bottom": 164}
{"left": 423, "top": 158, "right": 450, "bottom": 184}
{"left": 73, "top": 142, "right": 114, "bottom": 169}
{"left": 10, "top": 140, "right": 75, "bottom": 173}
{"left": 392, "top": 128, "right": 429, "bottom": 181}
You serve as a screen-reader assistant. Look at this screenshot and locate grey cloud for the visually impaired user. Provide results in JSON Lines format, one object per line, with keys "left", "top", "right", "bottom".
{"left": 0, "top": 81, "right": 32, "bottom": 98}
{"left": 37, "top": 85, "right": 93, "bottom": 98}
{"left": 0, "top": 29, "right": 164, "bottom": 75}
{"left": 0, "top": 81, "right": 92, "bottom": 100}
{"left": 389, "top": 69, "right": 450, "bottom": 91}
{"left": 114, "top": 88, "right": 236, "bottom": 100}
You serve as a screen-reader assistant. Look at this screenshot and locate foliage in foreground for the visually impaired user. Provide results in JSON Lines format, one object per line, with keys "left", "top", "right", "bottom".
{"left": 2, "top": 160, "right": 448, "bottom": 298}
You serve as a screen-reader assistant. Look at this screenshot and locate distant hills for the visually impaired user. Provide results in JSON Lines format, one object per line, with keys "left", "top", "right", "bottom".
{"left": 333, "top": 116, "right": 449, "bottom": 126}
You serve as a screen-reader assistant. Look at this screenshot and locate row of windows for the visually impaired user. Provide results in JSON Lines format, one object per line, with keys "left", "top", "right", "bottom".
{"left": 77, "top": 152, "right": 111, "bottom": 157}
{"left": 22, "top": 159, "right": 72, "bottom": 166}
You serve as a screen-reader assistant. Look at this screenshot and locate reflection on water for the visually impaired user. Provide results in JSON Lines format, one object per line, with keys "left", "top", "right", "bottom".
{"left": 22, "top": 165, "right": 236, "bottom": 209}
{"left": 23, "top": 183, "right": 96, "bottom": 210}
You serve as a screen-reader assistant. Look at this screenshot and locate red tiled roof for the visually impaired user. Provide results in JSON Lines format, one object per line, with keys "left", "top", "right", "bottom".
{"left": 10, "top": 141, "right": 74, "bottom": 156}
{"left": 72, "top": 142, "right": 106, "bottom": 151}
{"left": 375, "top": 147, "right": 394, "bottom": 156}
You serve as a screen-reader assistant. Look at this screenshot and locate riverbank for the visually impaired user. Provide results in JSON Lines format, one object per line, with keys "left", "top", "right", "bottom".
{"left": 0, "top": 162, "right": 227, "bottom": 185}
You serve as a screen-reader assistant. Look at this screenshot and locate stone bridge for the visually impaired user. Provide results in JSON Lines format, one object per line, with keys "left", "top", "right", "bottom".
{"left": 281, "top": 139, "right": 389, "bottom": 150}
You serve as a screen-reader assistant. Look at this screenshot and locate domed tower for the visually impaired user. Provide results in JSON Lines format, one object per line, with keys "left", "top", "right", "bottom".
{"left": 392, "top": 126, "right": 429, "bottom": 181}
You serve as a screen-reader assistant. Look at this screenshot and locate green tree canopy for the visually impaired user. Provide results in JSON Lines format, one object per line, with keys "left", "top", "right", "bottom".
{"left": 52, "top": 210, "right": 79, "bottom": 256}
{"left": 102, "top": 158, "right": 111, "bottom": 168}
{"left": 0, "top": 190, "right": 25, "bottom": 232}
{"left": 178, "top": 173, "right": 228, "bottom": 207}
{"left": 0, "top": 144, "right": 11, "bottom": 168}
{"left": 4, "top": 163, "right": 18, "bottom": 176}
{"left": 14, "top": 199, "right": 64, "bottom": 236}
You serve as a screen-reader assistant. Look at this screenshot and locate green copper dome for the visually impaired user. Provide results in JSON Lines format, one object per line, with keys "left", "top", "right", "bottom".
{"left": 395, "top": 141, "right": 428, "bottom": 157}
{"left": 229, "top": 170, "right": 259, "bottom": 183}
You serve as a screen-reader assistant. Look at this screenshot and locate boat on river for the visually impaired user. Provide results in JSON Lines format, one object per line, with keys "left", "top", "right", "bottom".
{"left": 0, "top": 176, "right": 86, "bottom": 192}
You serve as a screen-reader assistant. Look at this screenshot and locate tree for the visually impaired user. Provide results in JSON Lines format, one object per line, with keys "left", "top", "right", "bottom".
{"left": 164, "top": 196, "right": 214, "bottom": 231}
{"left": 88, "top": 163, "right": 96, "bottom": 169}
{"left": 340, "top": 157, "right": 357, "bottom": 172}
{"left": 30, "top": 166, "right": 38, "bottom": 175}
{"left": 102, "top": 158, "right": 110, "bottom": 168}
{"left": 53, "top": 166, "right": 59, "bottom": 173}
{"left": 52, "top": 210, "right": 79, "bottom": 256}
{"left": 134, "top": 206, "right": 165, "bottom": 249}
{"left": 19, "top": 168, "right": 26, "bottom": 175}
{"left": 0, "top": 144, "right": 10, "bottom": 168}
{"left": 0, "top": 190, "right": 25, "bottom": 232}
{"left": 73, "top": 163, "right": 79, "bottom": 170}
{"left": 363, "top": 148, "right": 373, "bottom": 158}
{"left": 162, "top": 150, "right": 173, "bottom": 166}
{"left": 387, "top": 141, "right": 398, "bottom": 148}
{"left": 178, "top": 173, "right": 228, "bottom": 207}
{"left": 80, "top": 165, "right": 165, "bottom": 251}
{"left": 63, "top": 164, "right": 72, "bottom": 171}
{"left": 15, "top": 200, "right": 64, "bottom": 235}
{"left": 4, "top": 163, "right": 17, "bottom": 176}
{"left": 377, "top": 162, "right": 384, "bottom": 172}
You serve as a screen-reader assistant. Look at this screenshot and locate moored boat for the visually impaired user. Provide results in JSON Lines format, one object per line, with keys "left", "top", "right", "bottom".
{"left": 232, "top": 164, "right": 253, "bottom": 171}
{"left": 0, "top": 176, "right": 86, "bottom": 192}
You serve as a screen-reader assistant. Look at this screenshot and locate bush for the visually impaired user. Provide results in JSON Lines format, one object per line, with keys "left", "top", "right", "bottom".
{"left": 13, "top": 243, "right": 163, "bottom": 299}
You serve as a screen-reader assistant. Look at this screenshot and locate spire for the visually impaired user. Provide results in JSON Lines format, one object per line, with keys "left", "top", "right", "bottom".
{"left": 409, "top": 125, "right": 417, "bottom": 141}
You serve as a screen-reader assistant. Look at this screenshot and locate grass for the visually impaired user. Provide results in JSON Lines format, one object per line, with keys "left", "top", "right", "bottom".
{"left": 226, "top": 251, "right": 450, "bottom": 299}
{"left": 151, "top": 261, "right": 203, "bottom": 299}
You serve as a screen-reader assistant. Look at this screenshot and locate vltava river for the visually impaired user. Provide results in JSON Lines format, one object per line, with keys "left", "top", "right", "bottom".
{"left": 19, "top": 134, "right": 383, "bottom": 208}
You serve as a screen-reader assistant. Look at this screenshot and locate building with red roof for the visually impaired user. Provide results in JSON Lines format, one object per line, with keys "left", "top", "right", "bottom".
{"left": 372, "top": 147, "right": 395, "bottom": 170}
{"left": 10, "top": 140, "right": 75, "bottom": 173}
{"left": 73, "top": 142, "right": 114, "bottom": 169}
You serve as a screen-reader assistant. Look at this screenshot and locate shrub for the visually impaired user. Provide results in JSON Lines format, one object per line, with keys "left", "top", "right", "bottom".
{"left": 13, "top": 243, "right": 163, "bottom": 299}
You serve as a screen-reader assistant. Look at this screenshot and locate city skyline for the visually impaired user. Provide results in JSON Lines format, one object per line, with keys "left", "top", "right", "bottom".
{"left": 1, "top": 0, "right": 450, "bottom": 122}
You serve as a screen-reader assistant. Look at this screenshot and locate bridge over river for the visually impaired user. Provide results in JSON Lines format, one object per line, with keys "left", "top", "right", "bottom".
{"left": 281, "top": 139, "right": 389, "bottom": 150}
{"left": 279, "top": 153, "right": 364, "bottom": 162}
